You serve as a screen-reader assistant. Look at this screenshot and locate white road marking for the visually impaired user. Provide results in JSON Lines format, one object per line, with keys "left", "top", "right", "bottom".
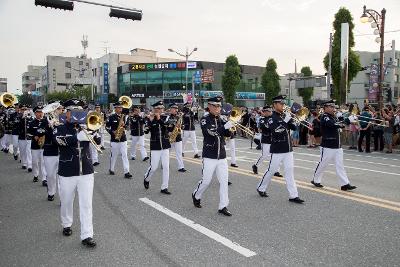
{"left": 139, "top": 197, "right": 257, "bottom": 258}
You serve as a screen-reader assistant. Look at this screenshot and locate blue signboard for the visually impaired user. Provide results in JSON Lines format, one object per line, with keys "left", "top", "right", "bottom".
{"left": 103, "top": 63, "right": 109, "bottom": 94}
{"left": 193, "top": 70, "right": 202, "bottom": 84}
{"left": 199, "top": 91, "right": 265, "bottom": 100}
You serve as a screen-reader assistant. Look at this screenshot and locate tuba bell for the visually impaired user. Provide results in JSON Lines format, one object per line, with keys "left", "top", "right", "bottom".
{"left": 0, "top": 93, "right": 17, "bottom": 108}
{"left": 119, "top": 95, "right": 133, "bottom": 110}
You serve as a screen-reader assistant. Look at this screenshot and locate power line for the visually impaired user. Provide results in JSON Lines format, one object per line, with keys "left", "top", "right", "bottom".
{"left": 355, "top": 29, "right": 400, "bottom": 36}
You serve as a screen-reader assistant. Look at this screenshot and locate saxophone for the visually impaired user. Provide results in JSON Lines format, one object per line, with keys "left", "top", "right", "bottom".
{"left": 114, "top": 114, "right": 126, "bottom": 141}
{"left": 169, "top": 113, "right": 182, "bottom": 143}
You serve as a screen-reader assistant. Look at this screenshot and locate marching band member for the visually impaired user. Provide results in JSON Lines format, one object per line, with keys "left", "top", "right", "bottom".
{"left": 182, "top": 103, "right": 200, "bottom": 158}
{"left": 18, "top": 105, "right": 33, "bottom": 171}
{"left": 94, "top": 104, "right": 106, "bottom": 150}
{"left": 311, "top": 100, "right": 357, "bottom": 191}
{"left": 166, "top": 103, "right": 186, "bottom": 172}
{"left": 43, "top": 103, "right": 63, "bottom": 201}
{"left": 53, "top": 99, "right": 99, "bottom": 248}
{"left": 3, "top": 106, "right": 14, "bottom": 154}
{"left": 106, "top": 101, "right": 132, "bottom": 178}
{"left": 192, "top": 97, "right": 234, "bottom": 216}
{"left": 28, "top": 105, "right": 47, "bottom": 185}
{"left": 129, "top": 105, "right": 149, "bottom": 161}
{"left": 0, "top": 107, "right": 6, "bottom": 152}
{"left": 143, "top": 101, "right": 172, "bottom": 194}
{"left": 256, "top": 95, "right": 304, "bottom": 203}
{"left": 11, "top": 105, "right": 21, "bottom": 160}
{"left": 252, "top": 106, "right": 283, "bottom": 177}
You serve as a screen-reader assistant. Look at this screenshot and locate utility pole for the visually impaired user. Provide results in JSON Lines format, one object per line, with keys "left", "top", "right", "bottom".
{"left": 390, "top": 40, "right": 396, "bottom": 103}
{"left": 327, "top": 33, "right": 333, "bottom": 98}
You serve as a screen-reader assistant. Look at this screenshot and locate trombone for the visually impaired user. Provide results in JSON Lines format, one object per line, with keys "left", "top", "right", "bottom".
{"left": 81, "top": 111, "right": 104, "bottom": 153}
{"left": 222, "top": 107, "right": 255, "bottom": 136}
{"left": 283, "top": 103, "right": 313, "bottom": 130}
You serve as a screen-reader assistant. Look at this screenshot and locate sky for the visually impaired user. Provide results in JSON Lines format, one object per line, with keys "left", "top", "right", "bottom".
{"left": 0, "top": 0, "right": 399, "bottom": 93}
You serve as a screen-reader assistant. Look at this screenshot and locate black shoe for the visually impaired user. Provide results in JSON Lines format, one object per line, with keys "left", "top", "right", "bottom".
{"left": 160, "top": 188, "right": 171, "bottom": 195}
{"left": 42, "top": 180, "right": 47, "bottom": 187}
{"left": 341, "top": 184, "right": 357, "bottom": 191}
{"left": 62, "top": 227, "right": 72, "bottom": 236}
{"left": 274, "top": 172, "right": 283, "bottom": 177}
{"left": 218, "top": 207, "right": 232, "bottom": 216}
{"left": 28, "top": 168, "right": 32, "bottom": 172}
{"left": 131, "top": 157, "right": 136, "bottom": 160}
{"left": 144, "top": 179, "right": 149, "bottom": 189}
{"left": 3, "top": 149, "right": 8, "bottom": 153}
{"left": 257, "top": 190, "right": 268, "bottom": 197}
{"left": 22, "top": 166, "right": 27, "bottom": 170}
{"left": 252, "top": 164, "right": 258, "bottom": 174}
{"left": 358, "top": 149, "right": 363, "bottom": 152}
{"left": 194, "top": 154, "right": 201, "bottom": 159}
{"left": 48, "top": 195, "right": 55, "bottom": 201}
{"left": 124, "top": 172, "right": 133, "bottom": 179}
{"left": 178, "top": 168, "right": 187, "bottom": 173}
{"left": 81, "top": 237, "right": 96, "bottom": 248}
{"left": 228, "top": 181, "right": 232, "bottom": 186}
{"left": 109, "top": 170, "right": 115, "bottom": 175}
{"left": 33, "top": 176, "right": 38, "bottom": 182}
{"left": 143, "top": 156, "right": 149, "bottom": 162}
{"left": 289, "top": 197, "right": 305, "bottom": 204}
{"left": 256, "top": 146, "right": 261, "bottom": 150}
{"left": 14, "top": 155, "right": 18, "bottom": 160}
{"left": 182, "top": 153, "right": 184, "bottom": 157}
{"left": 93, "top": 162, "right": 100, "bottom": 166}
{"left": 230, "top": 164, "right": 238, "bottom": 168}
{"left": 101, "top": 146, "right": 105, "bottom": 150}
{"left": 192, "top": 193, "right": 201, "bottom": 208}
{"left": 311, "top": 180, "right": 324, "bottom": 188}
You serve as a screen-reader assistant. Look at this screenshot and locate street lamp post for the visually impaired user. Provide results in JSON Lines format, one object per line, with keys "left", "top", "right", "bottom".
{"left": 168, "top": 47, "right": 198, "bottom": 95}
{"left": 360, "top": 5, "right": 386, "bottom": 110}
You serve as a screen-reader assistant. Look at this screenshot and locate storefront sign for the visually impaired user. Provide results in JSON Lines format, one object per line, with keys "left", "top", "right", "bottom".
{"left": 199, "top": 91, "right": 265, "bottom": 100}
{"left": 163, "top": 90, "right": 199, "bottom": 98}
{"left": 199, "top": 91, "right": 223, "bottom": 98}
{"left": 130, "top": 62, "right": 198, "bottom": 72}
{"left": 103, "top": 63, "right": 109, "bottom": 94}
{"left": 201, "top": 69, "right": 214, "bottom": 83}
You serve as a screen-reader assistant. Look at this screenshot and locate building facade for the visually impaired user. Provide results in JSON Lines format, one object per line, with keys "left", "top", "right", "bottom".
{"left": 349, "top": 49, "right": 400, "bottom": 106}
{"left": 92, "top": 49, "right": 178, "bottom": 104}
{"left": 39, "top": 55, "right": 92, "bottom": 95}
{"left": 22, "top": 65, "right": 43, "bottom": 93}
{"left": 0, "top": 78, "right": 7, "bottom": 93}
{"left": 117, "top": 61, "right": 266, "bottom": 107}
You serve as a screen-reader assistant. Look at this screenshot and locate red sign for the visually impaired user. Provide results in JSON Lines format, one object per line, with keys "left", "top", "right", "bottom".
{"left": 201, "top": 69, "right": 214, "bottom": 83}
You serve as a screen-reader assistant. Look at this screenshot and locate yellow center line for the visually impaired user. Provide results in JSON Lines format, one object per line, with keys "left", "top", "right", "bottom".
{"left": 176, "top": 155, "right": 400, "bottom": 213}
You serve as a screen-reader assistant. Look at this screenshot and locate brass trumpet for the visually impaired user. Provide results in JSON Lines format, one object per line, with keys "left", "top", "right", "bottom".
{"left": 283, "top": 103, "right": 313, "bottom": 130}
{"left": 82, "top": 111, "right": 104, "bottom": 153}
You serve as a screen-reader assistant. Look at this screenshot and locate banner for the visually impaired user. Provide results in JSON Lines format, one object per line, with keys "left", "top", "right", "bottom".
{"left": 103, "top": 63, "right": 109, "bottom": 94}
{"left": 368, "top": 64, "right": 379, "bottom": 101}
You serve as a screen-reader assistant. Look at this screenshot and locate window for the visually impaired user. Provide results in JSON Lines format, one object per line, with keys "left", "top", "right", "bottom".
{"left": 147, "top": 71, "right": 163, "bottom": 84}
{"left": 396, "top": 74, "right": 399, "bottom": 83}
{"left": 86, "top": 63, "right": 89, "bottom": 67}
{"left": 65, "top": 73, "right": 71, "bottom": 79}
{"left": 65, "top": 62, "right": 71, "bottom": 68}
{"left": 79, "top": 61, "right": 83, "bottom": 65}
{"left": 100, "top": 67, "right": 103, "bottom": 76}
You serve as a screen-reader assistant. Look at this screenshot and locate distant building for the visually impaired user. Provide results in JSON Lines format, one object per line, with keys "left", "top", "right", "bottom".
{"left": 22, "top": 65, "right": 43, "bottom": 93}
{"left": 349, "top": 50, "right": 400, "bottom": 106}
{"left": 91, "top": 48, "right": 178, "bottom": 104}
{"left": 39, "top": 55, "right": 92, "bottom": 95}
{"left": 0, "top": 78, "right": 7, "bottom": 93}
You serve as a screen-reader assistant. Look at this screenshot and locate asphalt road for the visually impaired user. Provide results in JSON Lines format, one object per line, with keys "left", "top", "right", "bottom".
{"left": 1, "top": 129, "right": 400, "bottom": 266}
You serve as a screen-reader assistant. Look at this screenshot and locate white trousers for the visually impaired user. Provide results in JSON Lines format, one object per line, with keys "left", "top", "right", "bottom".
{"left": 313, "top": 147, "right": 350, "bottom": 186}
{"left": 3, "top": 134, "right": 12, "bottom": 149}
{"left": 59, "top": 174, "right": 94, "bottom": 240}
{"left": 257, "top": 152, "right": 299, "bottom": 198}
{"left": 32, "top": 149, "right": 46, "bottom": 181}
{"left": 144, "top": 149, "right": 170, "bottom": 190}
{"left": 255, "top": 144, "right": 271, "bottom": 167}
{"left": 109, "top": 141, "right": 129, "bottom": 173}
{"left": 130, "top": 135, "right": 147, "bottom": 159}
{"left": 227, "top": 138, "right": 236, "bottom": 164}
{"left": 182, "top": 130, "right": 199, "bottom": 154}
{"left": 19, "top": 140, "right": 32, "bottom": 168}
{"left": 90, "top": 143, "right": 99, "bottom": 164}
{"left": 170, "top": 141, "right": 184, "bottom": 169}
{"left": 44, "top": 156, "right": 59, "bottom": 196}
{"left": 193, "top": 158, "right": 229, "bottom": 210}
{"left": 12, "top": 135, "right": 19, "bottom": 156}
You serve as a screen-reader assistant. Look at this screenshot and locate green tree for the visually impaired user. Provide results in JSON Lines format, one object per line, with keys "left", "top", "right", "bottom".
{"left": 46, "top": 90, "right": 75, "bottom": 103}
{"left": 262, "top": 58, "right": 280, "bottom": 104}
{"left": 323, "top": 7, "right": 361, "bottom": 104}
{"left": 17, "top": 92, "right": 33, "bottom": 106}
{"left": 299, "top": 66, "right": 314, "bottom": 105}
{"left": 221, "top": 55, "right": 241, "bottom": 105}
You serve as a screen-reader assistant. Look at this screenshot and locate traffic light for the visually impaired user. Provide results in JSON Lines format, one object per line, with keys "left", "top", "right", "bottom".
{"left": 109, "top": 8, "right": 142, "bottom": 21}
{"left": 35, "top": 0, "right": 74, "bottom": 11}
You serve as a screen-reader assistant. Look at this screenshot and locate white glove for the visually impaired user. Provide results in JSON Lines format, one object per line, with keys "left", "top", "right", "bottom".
{"left": 77, "top": 131, "right": 89, "bottom": 142}
{"left": 224, "top": 121, "right": 234, "bottom": 129}
{"left": 284, "top": 112, "right": 292, "bottom": 123}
